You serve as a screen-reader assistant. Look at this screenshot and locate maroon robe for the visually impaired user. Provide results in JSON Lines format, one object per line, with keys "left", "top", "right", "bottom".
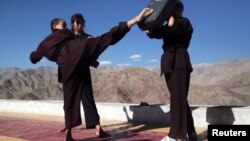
{"left": 30, "top": 22, "right": 130, "bottom": 128}
{"left": 147, "top": 17, "right": 195, "bottom": 139}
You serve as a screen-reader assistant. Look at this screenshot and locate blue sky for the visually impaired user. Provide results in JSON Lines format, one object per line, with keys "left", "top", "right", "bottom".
{"left": 0, "top": 0, "right": 250, "bottom": 68}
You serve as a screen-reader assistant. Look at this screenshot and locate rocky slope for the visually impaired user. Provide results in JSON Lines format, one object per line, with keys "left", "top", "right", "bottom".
{"left": 0, "top": 59, "right": 250, "bottom": 105}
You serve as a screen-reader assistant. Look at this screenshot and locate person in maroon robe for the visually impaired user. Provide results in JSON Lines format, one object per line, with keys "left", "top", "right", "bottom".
{"left": 145, "top": 1, "right": 197, "bottom": 141}
{"left": 58, "top": 13, "right": 99, "bottom": 134}
{"left": 30, "top": 8, "right": 153, "bottom": 141}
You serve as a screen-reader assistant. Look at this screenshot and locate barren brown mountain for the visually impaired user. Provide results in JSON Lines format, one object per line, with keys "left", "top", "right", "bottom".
{"left": 91, "top": 67, "right": 169, "bottom": 104}
{"left": 0, "top": 59, "right": 250, "bottom": 105}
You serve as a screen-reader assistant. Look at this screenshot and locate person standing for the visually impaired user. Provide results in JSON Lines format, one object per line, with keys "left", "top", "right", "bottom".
{"left": 58, "top": 13, "right": 99, "bottom": 133}
{"left": 146, "top": 1, "right": 197, "bottom": 141}
{"left": 30, "top": 8, "right": 153, "bottom": 141}
{"left": 71, "top": 12, "right": 106, "bottom": 137}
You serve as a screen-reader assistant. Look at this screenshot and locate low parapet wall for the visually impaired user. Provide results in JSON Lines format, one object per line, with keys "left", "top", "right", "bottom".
{"left": 0, "top": 99, "right": 249, "bottom": 127}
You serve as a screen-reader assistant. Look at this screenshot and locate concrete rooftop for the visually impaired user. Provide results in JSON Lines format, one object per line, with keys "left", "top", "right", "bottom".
{"left": 1, "top": 100, "right": 249, "bottom": 141}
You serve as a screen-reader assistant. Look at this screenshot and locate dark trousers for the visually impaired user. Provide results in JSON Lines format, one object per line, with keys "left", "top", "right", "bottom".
{"left": 81, "top": 70, "right": 100, "bottom": 129}
{"left": 164, "top": 70, "right": 195, "bottom": 139}
{"left": 63, "top": 68, "right": 99, "bottom": 129}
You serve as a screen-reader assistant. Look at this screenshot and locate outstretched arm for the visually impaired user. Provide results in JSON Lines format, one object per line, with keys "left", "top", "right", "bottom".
{"left": 127, "top": 8, "right": 153, "bottom": 28}
{"left": 87, "top": 8, "right": 153, "bottom": 63}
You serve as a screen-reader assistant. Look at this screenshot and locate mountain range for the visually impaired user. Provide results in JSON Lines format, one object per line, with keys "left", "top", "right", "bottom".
{"left": 0, "top": 58, "right": 250, "bottom": 106}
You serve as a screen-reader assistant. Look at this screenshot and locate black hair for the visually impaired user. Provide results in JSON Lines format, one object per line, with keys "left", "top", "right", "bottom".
{"left": 175, "top": 0, "right": 184, "bottom": 12}
{"left": 172, "top": 0, "right": 184, "bottom": 18}
{"left": 71, "top": 13, "right": 85, "bottom": 27}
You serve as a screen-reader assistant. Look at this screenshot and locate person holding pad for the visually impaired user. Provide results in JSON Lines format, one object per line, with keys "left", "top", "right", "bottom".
{"left": 145, "top": 1, "right": 197, "bottom": 141}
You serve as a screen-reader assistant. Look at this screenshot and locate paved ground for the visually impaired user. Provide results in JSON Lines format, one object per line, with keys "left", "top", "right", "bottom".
{"left": 0, "top": 112, "right": 207, "bottom": 141}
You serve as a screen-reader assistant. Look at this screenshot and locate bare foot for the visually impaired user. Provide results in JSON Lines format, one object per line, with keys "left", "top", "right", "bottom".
{"left": 58, "top": 127, "right": 66, "bottom": 133}
{"left": 96, "top": 125, "right": 111, "bottom": 138}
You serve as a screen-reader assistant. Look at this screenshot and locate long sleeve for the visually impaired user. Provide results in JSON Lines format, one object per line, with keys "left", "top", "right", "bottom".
{"left": 29, "top": 29, "right": 73, "bottom": 64}
{"left": 147, "top": 18, "right": 193, "bottom": 41}
{"left": 30, "top": 51, "right": 42, "bottom": 64}
{"left": 87, "top": 22, "right": 130, "bottom": 62}
{"left": 75, "top": 31, "right": 99, "bottom": 68}
{"left": 148, "top": 18, "right": 193, "bottom": 49}
{"left": 147, "top": 25, "right": 169, "bottom": 39}
{"left": 156, "top": 17, "right": 193, "bottom": 74}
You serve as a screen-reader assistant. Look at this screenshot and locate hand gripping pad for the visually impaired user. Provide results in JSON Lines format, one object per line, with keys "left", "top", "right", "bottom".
{"left": 138, "top": 0, "right": 178, "bottom": 31}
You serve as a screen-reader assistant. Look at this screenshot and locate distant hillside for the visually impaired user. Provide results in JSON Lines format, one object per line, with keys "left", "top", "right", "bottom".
{"left": 191, "top": 59, "right": 250, "bottom": 83}
{"left": 0, "top": 59, "right": 250, "bottom": 105}
{"left": 191, "top": 58, "right": 250, "bottom": 96}
{"left": 91, "top": 67, "right": 169, "bottom": 104}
